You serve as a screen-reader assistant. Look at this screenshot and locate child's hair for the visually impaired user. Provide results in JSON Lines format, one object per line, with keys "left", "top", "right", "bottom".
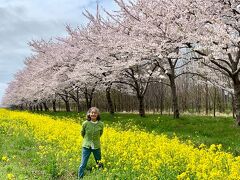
{"left": 86, "top": 107, "right": 101, "bottom": 121}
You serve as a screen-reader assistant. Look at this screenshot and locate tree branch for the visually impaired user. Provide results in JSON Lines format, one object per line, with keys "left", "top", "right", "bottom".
{"left": 201, "top": 61, "right": 230, "bottom": 77}
{"left": 210, "top": 59, "right": 232, "bottom": 77}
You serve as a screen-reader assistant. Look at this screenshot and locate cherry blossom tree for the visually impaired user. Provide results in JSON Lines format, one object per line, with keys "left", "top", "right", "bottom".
{"left": 185, "top": 0, "right": 240, "bottom": 124}
{"left": 100, "top": 0, "right": 198, "bottom": 118}
{"left": 80, "top": 6, "right": 162, "bottom": 117}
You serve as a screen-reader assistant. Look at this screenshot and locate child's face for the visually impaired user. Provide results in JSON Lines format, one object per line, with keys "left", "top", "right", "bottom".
{"left": 90, "top": 110, "right": 98, "bottom": 121}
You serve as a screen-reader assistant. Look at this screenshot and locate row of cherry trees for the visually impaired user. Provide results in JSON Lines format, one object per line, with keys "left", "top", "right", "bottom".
{"left": 2, "top": 0, "right": 240, "bottom": 123}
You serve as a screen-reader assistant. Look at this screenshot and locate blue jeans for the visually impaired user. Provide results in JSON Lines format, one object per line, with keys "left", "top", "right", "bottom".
{"left": 78, "top": 147, "right": 102, "bottom": 178}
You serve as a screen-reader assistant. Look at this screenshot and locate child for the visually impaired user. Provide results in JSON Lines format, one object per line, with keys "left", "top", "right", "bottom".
{"left": 78, "top": 107, "right": 104, "bottom": 178}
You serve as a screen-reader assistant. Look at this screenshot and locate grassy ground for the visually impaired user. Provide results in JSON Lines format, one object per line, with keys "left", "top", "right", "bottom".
{"left": 0, "top": 119, "right": 51, "bottom": 179}
{"left": 34, "top": 111, "right": 240, "bottom": 156}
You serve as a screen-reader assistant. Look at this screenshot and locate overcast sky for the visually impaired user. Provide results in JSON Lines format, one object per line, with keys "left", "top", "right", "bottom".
{"left": 0, "top": 0, "right": 118, "bottom": 106}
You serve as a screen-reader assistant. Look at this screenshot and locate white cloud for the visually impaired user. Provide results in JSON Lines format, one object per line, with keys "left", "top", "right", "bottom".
{"left": 0, "top": 0, "right": 118, "bottom": 104}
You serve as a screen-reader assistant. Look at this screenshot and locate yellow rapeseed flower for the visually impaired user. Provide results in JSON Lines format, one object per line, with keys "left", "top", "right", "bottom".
{"left": 0, "top": 109, "right": 240, "bottom": 179}
{"left": 7, "top": 173, "right": 15, "bottom": 180}
{"left": 2, "top": 155, "right": 9, "bottom": 162}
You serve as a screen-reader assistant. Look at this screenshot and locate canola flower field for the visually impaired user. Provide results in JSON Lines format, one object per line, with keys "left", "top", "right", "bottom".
{"left": 0, "top": 109, "right": 240, "bottom": 179}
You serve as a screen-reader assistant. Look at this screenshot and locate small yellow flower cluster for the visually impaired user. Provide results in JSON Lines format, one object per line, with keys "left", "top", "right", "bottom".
{"left": 0, "top": 109, "right": 240, "bottom": 179}
{"left": 7, "top": 173, "right": 15, "bottom": 180}
{"left": 1, "top": 155, "right": 9, "bottom": 162}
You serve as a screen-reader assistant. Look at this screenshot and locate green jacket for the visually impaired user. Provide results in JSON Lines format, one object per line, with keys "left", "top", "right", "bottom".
{"left": 81, "top": 120, "right": 104, "bottom": 149}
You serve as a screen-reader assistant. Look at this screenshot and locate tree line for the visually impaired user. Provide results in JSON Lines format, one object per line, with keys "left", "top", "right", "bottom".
{"left": 12, "top": 76, "right": 234, "bottom": 118}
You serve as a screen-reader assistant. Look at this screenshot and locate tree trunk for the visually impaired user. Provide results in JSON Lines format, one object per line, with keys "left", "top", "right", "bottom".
{"left": 231, "top": 94, "right": 236, "bottom": 119}
{"left": 52, "top": 100, "right": 57, "bottom": 112}
{"left": 43, "top": 102, "right": 49, "bottom": 111}
{"left": 160, "top": 82, "right": 164, "bottom": 115}
{"left": 36, "top": 105, "right": 39, "bottom": 111}
{"left": 233, "top": 78, "right": 240, "bottom": 125}
{"left": 76, "top": 99, "right": 81, "bottom": 113}
{"left": 64, "top": 100, "right": 71, "bottom": 112}
{"left": 29, "top": 105, "right": 33, "bottom": 111}
{"left": 75, "top": 90, "right": 81, "bottom": 113}
{"left": 84, "top": 88, "right": 93, "bottom": 110}
{"left": 205, "top": 83, "right": 209, "bottom": 115}
{"left": 138, "top": 96, "right": 145, "bottom": 117}
{"left": 59, "top": 92, "right": 71, "bottom": 112}
{"left": 213, "top": 87, "right": 216, "bottom": 117}
{"left": 86, "top": 98, "right": 92, "bottom": 109}
{"left": 221, "top": 89, "right": 225, "bottom": 113}
{"left": 169, "top": 75, "right": 179, "bottom": 118}
{"left": 106, "top": 85, "right": 114, "bottom": 115}
{"left": 85, "top": 95, "right": 91, "bottom": 109}
{"left": 197, "top": 84, "right": 201, "bottom": 113}
{"left": 69, "top": 90, "right": 81, "bottom": 113}
{"left": 39, "top": 104, "right": 43, "bottom": 111}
